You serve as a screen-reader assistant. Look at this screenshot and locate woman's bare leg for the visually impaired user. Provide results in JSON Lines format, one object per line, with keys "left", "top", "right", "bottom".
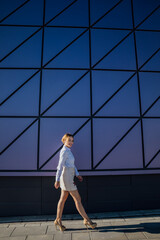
{"left": 56, "top": 190, "right": 69, "bottom": 221}
{"left": 69, "top": 189, "right": 90, "bottom": 221}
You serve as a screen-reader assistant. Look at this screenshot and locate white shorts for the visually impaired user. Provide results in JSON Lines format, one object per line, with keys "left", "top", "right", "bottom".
{"left": 60, "top": 167, "right": 77, "bottom": 191}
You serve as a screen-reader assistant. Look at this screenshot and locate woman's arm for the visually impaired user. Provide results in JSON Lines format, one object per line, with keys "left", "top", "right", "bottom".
{"left": 74, "top": 165, "right": 79, "bottom": 177}
{"left": 55, "top": 150, "right": 67, "bottom": 183}
{"left": 75, "top": 166, "right": 83, "bottom": 182}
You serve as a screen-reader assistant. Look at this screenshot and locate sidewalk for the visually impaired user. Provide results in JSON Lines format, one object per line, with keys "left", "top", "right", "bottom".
{"left": 0, "top": 209, "right": 160, "bottom": 240}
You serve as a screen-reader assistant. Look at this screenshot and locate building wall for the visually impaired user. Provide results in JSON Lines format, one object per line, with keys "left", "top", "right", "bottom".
{"left": 1, "top": 174, "right": 160, "bottom": 217}
{"left": 0, "top": 0, "right": 160, "bottom": 216}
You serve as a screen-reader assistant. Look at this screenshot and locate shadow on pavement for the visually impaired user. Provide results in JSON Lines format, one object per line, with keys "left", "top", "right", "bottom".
{"left": 98, "top": 222, "right": 160, "bottom": 233}
{"left": 64, "top": 222, "right": 160, "bottom": 233}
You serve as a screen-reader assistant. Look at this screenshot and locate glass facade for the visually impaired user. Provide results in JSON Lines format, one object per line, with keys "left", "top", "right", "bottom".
{"left": 0, "top": 0, "right": 160, "bottom": 176}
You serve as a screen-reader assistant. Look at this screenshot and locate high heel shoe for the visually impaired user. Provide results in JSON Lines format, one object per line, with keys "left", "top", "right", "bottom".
{"left": 83, "top": 219, "right": 97, "bottom": 229}
{"left": 54, "top": 219, "right": 66, "bottom": 231}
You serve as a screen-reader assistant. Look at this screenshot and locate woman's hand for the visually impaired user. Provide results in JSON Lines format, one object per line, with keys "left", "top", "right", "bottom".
{"left": 54, "top": 181, "right": 60, "bottom": 189}
{"left": 77, "top": 175, "right": 83, "bottom": 182}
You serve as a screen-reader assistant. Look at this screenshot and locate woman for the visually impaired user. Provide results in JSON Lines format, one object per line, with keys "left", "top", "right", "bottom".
{"left": 54, "top": 133, "right": 97, "bottom": 231}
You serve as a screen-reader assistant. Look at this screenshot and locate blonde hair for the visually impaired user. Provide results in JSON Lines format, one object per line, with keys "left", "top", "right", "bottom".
{"left": 61, "top": 133, "right": 74, "bottom": 144}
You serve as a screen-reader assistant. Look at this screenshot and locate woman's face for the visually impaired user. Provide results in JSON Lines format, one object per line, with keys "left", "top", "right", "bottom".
{"left": 65, "top": 136, "right": 74, "bottom": 148}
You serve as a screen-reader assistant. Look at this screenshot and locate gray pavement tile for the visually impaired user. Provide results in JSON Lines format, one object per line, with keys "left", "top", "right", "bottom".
{"left": 142, "top": 222, "right": 160, "bottom": 234}
{"left": 0, "top": 237, "right": 26, "bottom": 240}
{"left": 47, "top": 223, "right": 88, "bottom": 234}
{"left": 1, "top": 209, "right": 160, "bottom": 224}
{"left": 54, "top": 232, "right": 71, "bottom": 240}
{"left": 72, "top": 232, "right": 90, "bottom": 240}
{"left": 109, "top": 222, "right": 145, "bottom": 233}
{"left": 153, "top": 216, "right": 160, "bottom": 220}
{"left": 91, "top": 221, "right": 111, "bottom": 231}
{"left": 0, "top": 227, "right": 15, "bottom": 237}
{"left": 96, "top": 221, "right": 112, "bottom": 227}
{"left": 46, "top": 226, "right": 60, "bottom": 235}
{"left": 107, "top": 219, "right": 125, "bottom": 223}
{"left": 101, "top": 218, "right": 114, "bottom": 223}
{"left": 63, "top": 219, "right": 101, "bottom": 227}
{"left": 41, "top": 221, "right": 54, "bottom": 226}
{"left": 61, "top": 220, "right": 83, "bottom": 225}
{"left": 91, "top": 231, "right": 127, "bottom": 240}
{"left": 24, "top": 222, "right": 41, "bottom": 226}
{"left": 60, "top": 219, "right": 102, "bottom": 232}
{"left": 11, "top": 226, "right": 47, "bottom": 237}
{"left": 125, "top": 231, "right": 146, "bottom": 239}
{"left": 27, "top": 235, "right": 54, "bottom": 240}
{"left": 139, "top": 219, "right": 160, "bottom": 224}
{"left": 9, "top": 223, "right": 25, "bottom": 227}
{"left": 111, "top": 221, "right": 140, "bottom": 226}
{"left": 47, "top": 225, "right": 59, "bottom": 234}
{"left": 47, "top": 225, "right": 83, "bottom": 234}
{"left": 124, "top": 217, "right": 155, "bottom": 222}
{"left": 1, "top": 209, "right": 160, "bottom": 240}
{"left": 143, "top": 232, "right": 160, "bottom": 239}
{"left": 0, "top": 223, "right": 9, "bottom": 228}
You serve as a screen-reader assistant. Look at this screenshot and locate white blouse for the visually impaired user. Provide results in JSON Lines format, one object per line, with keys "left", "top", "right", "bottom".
{"left": 55, "top": 145, "right": 79, "bottom": 181}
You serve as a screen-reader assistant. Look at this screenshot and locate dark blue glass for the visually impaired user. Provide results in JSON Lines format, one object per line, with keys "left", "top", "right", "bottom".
{"left": 0, "top": 120, "right": 38, "bottom": 170}
{"left": 39, "top": 118, "right": 91, "bottom": 170}
{"left": 139, "top": 72, "right": 160, "bottom": 115}
{"left": 94, "top": 0, "right": 133, "bottom": 28}
{"left": 41, "top": 69, "right": 87, "bottom": 114}
{"left": 93, "top": 119, "right": 143, "bottom": 169}
{"left": 1, "top": 0, "right": 43, "bottom": 25}
{"left": 143, "top": 119, "right": 160, "bottom": 167}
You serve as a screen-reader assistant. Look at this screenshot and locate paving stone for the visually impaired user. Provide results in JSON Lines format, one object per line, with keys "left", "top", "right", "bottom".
{"left": 91, "top": 231, "right": 127, "bottom": 240}
{"left": 54, "top": 232, "right": 71, "bottom": 240}
{"left": 11, "top": 226, "right": 47, "bottom": 236}
{"left": 153, "top": 217, "right": 160, "bottom": 220}
{"left": 24, "top": 222, "right": 41, "bottom": 226}
{"left": 9, "top": 223, "right": 25, "bottom": 227}
{"left": 107, "top": 218, "right": 125, "bottom": 222}
{"left": 111, "top": 221, "right": 145, "bottom": 237}
{"left": 125, "top": 231, "right": 146, "bottom": 239}
{"left": 47, "top": 224, "right": 88, "bottom": 234}
{"left": 72, "top": 232, "right": 90, "bottom": 240}
{"left": 47, "top": 225, "right": 57, "bottom": 234}
{"left": 124, "top": 217, "right": 155, "bottom": 222}
{"left": 1, "top": 210, "right": 160, "bottom": 240}
{"left": 94, "top": 221, "right": 112, "bottom": 232}
{"left": 111, "top": 221, "right": 140, "bottom": 227}
{"left": 0, "top": 227, "right": 15, "bottom": 237}
{"left": 0, "top": 237, "right": 26, "bottom": 240}
{"left": 41, "top": 221, "right": 54, "bottom": 226}
{"left": 61, "top": 220, "right": 84, "bottom": 228}
{"left": 96, "top": 221, "right": 111, "bottom": 226}
{"left": 143, "top": 232, "right": 160, "bottom": 239}
{"left": 0, "top": 223, "right": 9, "bottom": 227}
{"left": 27, "top": 235, "right": 54, "bottom": 240}
{"left": 109, "top": 219, "right": 125, "bottom": 225}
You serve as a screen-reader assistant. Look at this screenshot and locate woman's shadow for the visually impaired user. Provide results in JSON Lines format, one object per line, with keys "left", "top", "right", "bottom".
{"left": 66, "top": 222, "right": 160, "bottom": 234}
{"left": 98, "top": 222, "right": 160, "bottom": 233}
